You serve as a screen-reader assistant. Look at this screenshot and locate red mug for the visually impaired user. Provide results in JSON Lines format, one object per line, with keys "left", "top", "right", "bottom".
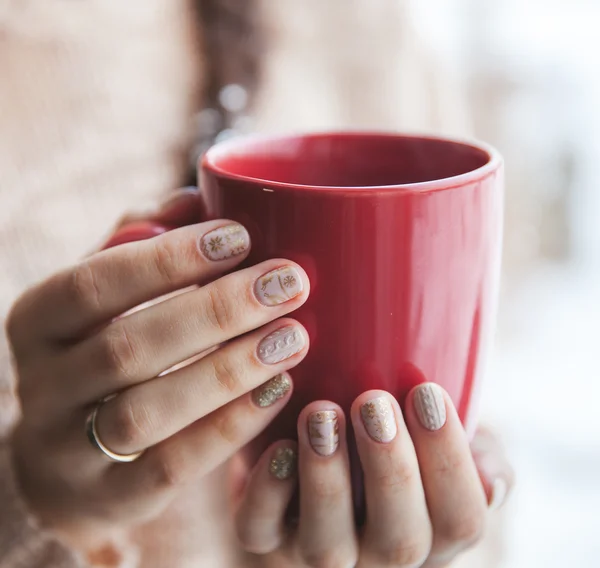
{"left": 200, "top": 132, "right": 503, "bottom": 483}
{"left": 110, "top": 131, "right": 503, "bottom": 516}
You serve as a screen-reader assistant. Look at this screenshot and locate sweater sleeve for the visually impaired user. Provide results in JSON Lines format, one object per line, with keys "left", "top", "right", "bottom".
{"left": 0, "top": 445, "right": 84, "bottom": 568}
{"left": 0, "top": 332, "right": 85, "bottom": 568}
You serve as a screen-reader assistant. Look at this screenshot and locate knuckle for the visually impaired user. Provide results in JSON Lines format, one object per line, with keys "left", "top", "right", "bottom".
{"left": 211, "top": 408, "right": 244, "bottom": 447}
{"left": 149, "top": 239, "right": 181, "bottom": 287}
{"left": 310, "top": 477, "right": 347, "bottom": 503}
{"left": 376, "top": 460, "right": 415, "bottom": 493}
{"left": 209, "top": 355, "right": 244, "bottom": 395}
{"left": 69, "top": 262, "right": 102, "bottom": 314}
{"left": 437, "top": 508, "right": 486, "bottom": 547}
{"left": 302, "top": 549, "right": 357, "bottom": 568}
{"left": 105, "top": 394, "right": 149, "bottom": 451}
{"left": 99, "top": 325, "right": 142, "bottom": 381}
{"left": 432, "top": 454, "right": 463, "bottom": 477}
{"left": 378, "top": 539, "right": 430, "bottom": 567}
{"left": 203, "top": 285, "right": 235, "bottom": 334}
{"left": 150, "top": 448, "right": 189, "bottom": 490}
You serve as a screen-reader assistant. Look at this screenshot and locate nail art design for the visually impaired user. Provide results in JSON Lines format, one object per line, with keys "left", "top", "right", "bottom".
{"left": 199, "top": 224, "right": 250, "bottom": 261}
{"left": 255, "top": 266, "right": 303, "bottom": 306}
{"left": 360, "top": 396, "right": 397, "bottom": 443}
{"left": 257, "top": 326, "right": 305, "bottom": 365}
{"left": 308, "top": 410, "right": 339, "bottom": 456}
{"left": 252, "top": 374, "right": 292, "bottom": 407}
{"left": 269, "top": 447, "right": 297, "bottom": 480}
{"left": 413, "top": 383, "right": 447, "bottom": 431}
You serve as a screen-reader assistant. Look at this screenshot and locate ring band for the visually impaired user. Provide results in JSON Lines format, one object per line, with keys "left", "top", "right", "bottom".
{"left": 85, "top": 400, "right": 145, "bottom": 463}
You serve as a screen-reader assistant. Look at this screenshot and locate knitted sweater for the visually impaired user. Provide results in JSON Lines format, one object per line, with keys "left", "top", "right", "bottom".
{"left": 0, "top": 1, "right": 500, "bottom": 566}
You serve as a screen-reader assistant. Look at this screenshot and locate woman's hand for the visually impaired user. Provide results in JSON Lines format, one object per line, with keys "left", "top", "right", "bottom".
{"left": 6, "top": 207, "right": 311, "bottom": 542}
{"left": 235, "top": 386, "right": 514, "bottom": 568}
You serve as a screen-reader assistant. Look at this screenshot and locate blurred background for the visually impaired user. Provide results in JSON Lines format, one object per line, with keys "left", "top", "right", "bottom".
{"left": 254, "top": 1, "right": 600, "bottom": 566}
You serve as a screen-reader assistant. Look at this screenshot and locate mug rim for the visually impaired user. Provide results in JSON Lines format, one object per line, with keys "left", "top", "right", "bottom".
{"left": 201, "top": 130, "right": 503, "bottom": 194}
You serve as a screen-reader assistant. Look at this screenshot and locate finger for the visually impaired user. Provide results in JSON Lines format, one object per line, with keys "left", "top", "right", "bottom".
{"left": 63, "top": 260, "right": 309, "bottom": 403}
{"left": 470, "top": 426, "right": 515, "bottom": 512}
{"left": 8, "top": 219, "right": 251, "bottom": 344}
{"left": 351, "top": 391, "right": 432, "bottom": 568}
{"left": 106, "top": 376, "right": 296, "bottom": 504}
{"left": 405, "top": 383, "right": 488, "bottom": 562}
{"left": 296, "top": 402, "right": 358, "bottom": 568}
{"left": 235, "top": 441, "right": 298, "bottom": 554}
{"left": 97, "top": 188, "right": 202, "bottom": 252}
{"left": 95, "top": 320, "right": 308, "bottom": 456}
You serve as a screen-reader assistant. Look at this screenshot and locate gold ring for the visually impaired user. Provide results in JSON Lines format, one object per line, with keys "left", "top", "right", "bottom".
{"left": 85, "top": 400, "right": 145, "bottom": 463}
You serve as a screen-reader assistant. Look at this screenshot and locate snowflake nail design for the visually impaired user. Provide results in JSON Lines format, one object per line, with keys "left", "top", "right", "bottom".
{"left": 199, "top": 224, "right": 250, "bottom": 261}
{"left": 360, "top": 397, "right": 397, "bottom": 443}
{"left": 255, "top": 266, "right": 303, "bottom": 306}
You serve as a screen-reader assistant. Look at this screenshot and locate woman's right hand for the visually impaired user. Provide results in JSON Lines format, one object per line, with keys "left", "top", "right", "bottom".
{"left": 6, "top": 218, "right": 310, "bottom": 542}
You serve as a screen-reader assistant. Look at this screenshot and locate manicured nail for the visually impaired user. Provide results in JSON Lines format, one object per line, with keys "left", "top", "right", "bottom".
{"left": 257, "top": 326, "right": 305, "bottom": 365}
{"left": 199, "top": 224, "right": 250, "bottom": 261}
{"left": 255, "top": 266, "right": 303, "bottom": 306}
{"left": 489, "top": 478, "right": 508, "bottom": 512}
{"left": 269, "top": 447, "right": 297, "bottom": 480}
{"left": 360, "top": 397, "right": 397, "bottom": 443}
{"left": 252, "top": 374, "right": 292, "bottom": 407}
{"left": 308, "top": 410, "right": 339, "bottom": 456}
{"left": 413, "top": 383, "right": 447, "bottom": 431}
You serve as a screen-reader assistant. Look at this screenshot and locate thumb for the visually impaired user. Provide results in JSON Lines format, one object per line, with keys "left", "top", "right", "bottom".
{"left": 116, "top": 186, "right": 204, "bottom": 230}
{"left": 95, "top": 187, "right": 205, "bottom": 252}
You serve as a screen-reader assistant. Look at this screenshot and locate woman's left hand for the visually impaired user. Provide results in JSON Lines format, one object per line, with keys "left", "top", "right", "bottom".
{"left": 234, "top": 384, "right": 514, "bottom": 567}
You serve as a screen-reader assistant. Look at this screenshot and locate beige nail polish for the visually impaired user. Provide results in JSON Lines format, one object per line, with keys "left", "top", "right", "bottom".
{"left": 199, "top": 224, "right": 250, "bottom": 261}
{"left": 413, "top": 383, "right": 447, "bottom": 431}
{"left": 361, "top": 396, "right": 397, "bottom": 443}
{"left": 255, "top": 266, "right": 303, "bottom": 306}
{"left": 257, "top": 326, "right": 305, "bottom": 365}
{"left": 251, "top": 374, "right": 292, "bottom": 407}
{"left": 269, "top": 447, "right": 297, "bottom": 480}
{"left": 308, "top": 410, "right": 339, "bottom": 456}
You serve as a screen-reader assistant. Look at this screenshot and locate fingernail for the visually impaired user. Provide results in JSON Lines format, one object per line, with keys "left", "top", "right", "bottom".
{"left": 255, "top": 266, "right": 303, "bottom": 306}
{"left": 199, "top": 224, "right": 250, "bottom": 261}
{"left": 308, "top": 410, "right": 339, "bottom": 456}
{"left": 252, "top": 374, "right": 292, "bottom": 407}
{"left": 257, "top": 326, "right": 305, "bottom": 365}
{"left": 269, "top": 447, "right": 297, "bottom": 480}
{"left": 360, "top": 396, "right": 397, "bottom": 443}
{"left": 413, "top": 383, "right": 447, "bottom": 431}
{"left": 489, "top": 478, "right": 508, "bottom": 512}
